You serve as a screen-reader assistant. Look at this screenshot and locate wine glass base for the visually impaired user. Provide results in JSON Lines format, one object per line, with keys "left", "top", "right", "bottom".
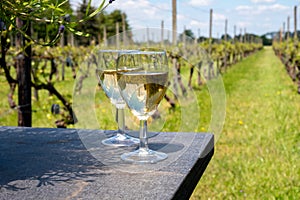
{"left": 102, "top": 133, "right": 139, "bottom": 147}
{"left": 121, "top": 148, "right": 168, "bottom": 164}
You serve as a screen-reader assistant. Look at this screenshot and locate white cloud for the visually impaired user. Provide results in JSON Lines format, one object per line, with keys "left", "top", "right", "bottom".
{"left": 235, "top": 3, "right": 289, "bottom": 15}
{"left": 188, "top": 0, "right": 212, "bottom": 7}
{"left": 71, "top": 0, "right": 294, "bottom": 37}
{"left": 251, "top": 0, "right": 276, "bottom": 3}
{"left": 235, "top": 5, "right": 252, "bottom": 12}
{"left": 258, "top": 4, "right": 289, "bottom": 12}
{"left": 236, "top": 21, "right": 251, "bottom": 28}
{"left": 213, "top": 13, "right": 226, "bottom": 21}
{"left": 114, "top": 0, "right": 151, "bottom": 11}
{"left": 258, "top": 23, "right": 273, "bottom": 29}
{"left": 190, "top": 20, "right": 207, "bottom": 27}
{"left": 177, "top": 14, "right": 186, "bottom": 21}
{"left": 107, "top": 0, "right": 169, "bottom": 25}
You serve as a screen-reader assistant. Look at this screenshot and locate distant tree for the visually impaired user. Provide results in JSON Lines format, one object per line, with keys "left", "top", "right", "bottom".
{"left": 75, "top": 3, "right": 130, "bottom": 46}
{"left": 98, "top": 9, "right": 130, "bottom": 44}
{"left": 261, "top": 35, "right": 272, "bottom": 46}
{"left": 197, "top": 36, "right": 208, "bottom": 43}
{"left": 107, "top": 10, "right": 130, "bottom": 35}
{"left": 221, "top": 34, "right": 232, "bottom": 41}
{"left": 75, "top": 0, "right": 100, "bottom": 46}
{"left": 179, "top": 29, "right": 195, "bottom": 43}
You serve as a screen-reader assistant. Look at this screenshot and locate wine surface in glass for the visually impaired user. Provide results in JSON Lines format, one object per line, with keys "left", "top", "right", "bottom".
{"left": 118, "top": 71, "right": 168, "bottom": 120}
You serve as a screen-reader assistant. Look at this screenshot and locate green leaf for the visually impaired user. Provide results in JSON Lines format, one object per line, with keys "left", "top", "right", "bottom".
{"left": 86, "top": 0, "right": 92, "bottom": 16}
{"left": 65, "top": 26, "right": 90, "bottom": 37}
{"left": 79, "top": 0, "right": 106, "bottom": 23}
{"left": 58, "top": 0, "right": 69, "bottom": 8}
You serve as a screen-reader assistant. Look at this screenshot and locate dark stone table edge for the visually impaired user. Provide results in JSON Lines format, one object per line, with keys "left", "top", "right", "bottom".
{"left": 172, "top": 146, "right": 214, "bottom": 200}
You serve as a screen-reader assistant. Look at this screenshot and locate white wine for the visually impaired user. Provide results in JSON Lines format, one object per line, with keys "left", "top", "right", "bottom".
{"left": 96, "top": 69, "right": 125, "bottom": 107}
{"left": 118, "top": 71, "right": 168, "bottom": 120}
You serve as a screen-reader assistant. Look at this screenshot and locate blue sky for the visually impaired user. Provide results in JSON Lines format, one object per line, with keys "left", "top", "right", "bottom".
{"left": 71, "top": 0, "right": 299, "bottom": 38}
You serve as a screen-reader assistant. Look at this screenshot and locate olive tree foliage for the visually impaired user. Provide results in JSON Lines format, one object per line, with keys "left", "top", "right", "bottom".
{"left": 0, "top": 0, "right": 112, "bottom": 46}
{"left": 0, "top": 0, "right": 113, "bottom": 127}
{"left": 1, "top": 0, "right": 126, "bottom": 49}
{"left": 31, "top": 0, "right": 73, "bottom": 43}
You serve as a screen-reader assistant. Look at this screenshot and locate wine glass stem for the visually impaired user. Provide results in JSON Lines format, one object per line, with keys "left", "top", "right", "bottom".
{"left": 139, "top": 120, "right": 149, "bottom": 151}
{"left": 116, "top": 107, "right": 125, "bottom": 135}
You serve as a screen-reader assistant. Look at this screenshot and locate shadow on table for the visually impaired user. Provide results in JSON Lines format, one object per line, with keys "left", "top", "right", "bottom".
{"left": 149, "top": 143, "right": 185, "bottom": 153}
{"left": 0, "top": 127, "right": 106, "bottom": 191}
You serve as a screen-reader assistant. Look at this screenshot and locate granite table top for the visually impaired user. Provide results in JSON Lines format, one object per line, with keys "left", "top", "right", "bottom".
{"left": 0, "top": 126, "right": 214, "bottom": 200}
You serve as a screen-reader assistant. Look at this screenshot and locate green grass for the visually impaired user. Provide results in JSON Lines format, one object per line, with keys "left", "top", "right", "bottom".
{"left": 0, "top": 47, "right": 299, "bottom": 199}
{"left": 1, "top": 70, "right": 87, "bottom": 128}
{"left": 191, "top": 47, "right": 300, "bottom": 199}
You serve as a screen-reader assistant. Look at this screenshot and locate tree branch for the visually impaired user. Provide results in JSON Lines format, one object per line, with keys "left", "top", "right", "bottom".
{"left": 32, "top": 82, "right": 77, "bottom": 126}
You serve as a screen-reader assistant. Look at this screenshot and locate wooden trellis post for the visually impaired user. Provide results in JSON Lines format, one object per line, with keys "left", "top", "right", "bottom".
{"left": 103, "top": 25, "right": 107, "bottom": 47}
{"left": 116, "top": 22, "right": 120, "bottom": 48}
{"left": 224, "top": 19, "right": 228, "bottom": 72}
{"left": 172, "top": 0, "right": 177, "bottom": 45}
{"left": 122, "top": 13, "right": 127, "bottom": 47}
{"left": 287, "top": 16, "right": 290, "bottom": 40}
{"left": 294, "top": 6, "right": 297, "bottom": 41}
{"left": 209, "top": 8, "right": 213, "bottom": 55}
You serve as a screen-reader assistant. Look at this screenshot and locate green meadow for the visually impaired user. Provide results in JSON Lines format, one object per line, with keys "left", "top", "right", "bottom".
{"left": 192, "top": 47, "right": 300, "bottom": 199}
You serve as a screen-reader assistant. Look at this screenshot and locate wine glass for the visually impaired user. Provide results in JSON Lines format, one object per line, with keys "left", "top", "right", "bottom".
{"left": 96, "top": 50, "right": 139, "bottom": 146}
{"left": 117, "top": 51, "right": 169, "bottom": 163}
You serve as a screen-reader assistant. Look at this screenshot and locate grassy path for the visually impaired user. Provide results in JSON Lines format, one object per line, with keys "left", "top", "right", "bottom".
{"left": 191, "top": 47, "right": 300, "bottom": 199}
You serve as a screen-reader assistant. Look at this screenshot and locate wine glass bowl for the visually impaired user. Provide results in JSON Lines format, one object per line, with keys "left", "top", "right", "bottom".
{"left": 96, "top": 50, "right": 139, "bottom": 146}
{"left": 117, "top": 70, "right": 168, "bottom": 120}
{"left": 117, "top": 51, "right": 169, "bottom": 163}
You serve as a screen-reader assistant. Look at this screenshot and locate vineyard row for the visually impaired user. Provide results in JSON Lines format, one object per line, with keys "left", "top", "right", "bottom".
{"left": 273, "top": 39, "right": 300, "bottom": 93}
{"left": 1, "top": 41, "right": 263, "bottom": 128}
